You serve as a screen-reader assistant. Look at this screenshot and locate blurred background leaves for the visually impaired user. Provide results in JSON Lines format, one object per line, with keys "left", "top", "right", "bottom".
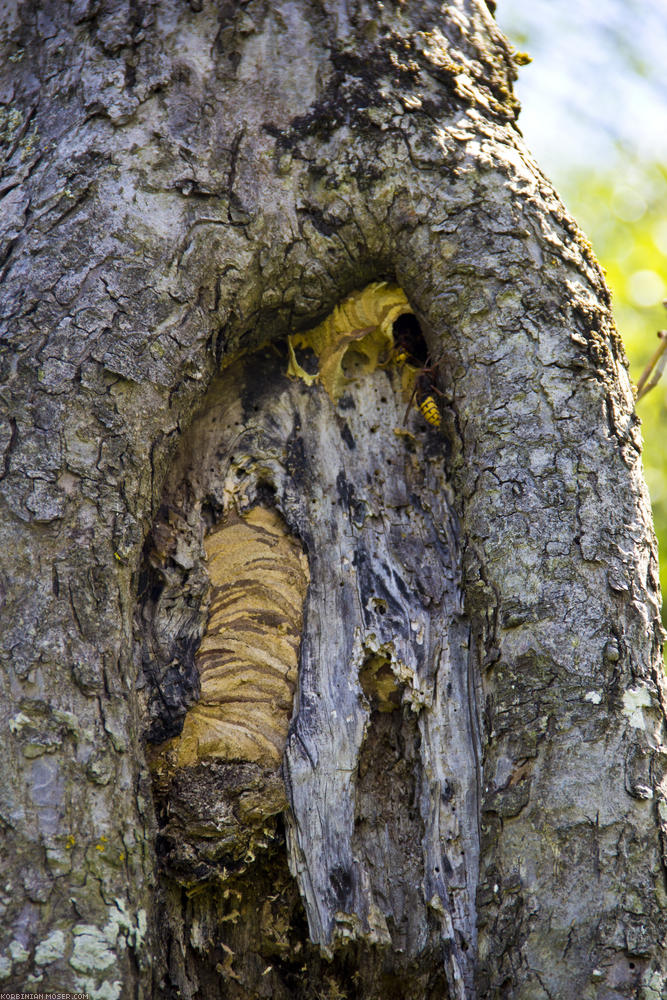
{"left": 497, "top": 0, "right": 667, "bottom": 616}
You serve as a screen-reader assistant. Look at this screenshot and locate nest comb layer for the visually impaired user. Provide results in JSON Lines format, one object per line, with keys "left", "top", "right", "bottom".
{"left": 286, "top": 281, "right": 412, "bottom": 401}
{"left": 155, "top": 506, "right": 309, "bottom": 770}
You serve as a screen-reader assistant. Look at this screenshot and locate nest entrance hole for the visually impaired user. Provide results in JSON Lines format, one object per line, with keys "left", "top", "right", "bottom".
{"left": 392, "top": 313, "right": 429, "bottom": 366}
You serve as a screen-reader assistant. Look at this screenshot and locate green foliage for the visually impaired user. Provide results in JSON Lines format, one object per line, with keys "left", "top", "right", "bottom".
{"left": 561, "top": 162, "right": 667, "bottom": 612}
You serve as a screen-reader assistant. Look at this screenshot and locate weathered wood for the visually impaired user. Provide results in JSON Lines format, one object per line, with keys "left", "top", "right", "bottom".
{"left": 141, "top": 288, "right": 479, "bottom": 996}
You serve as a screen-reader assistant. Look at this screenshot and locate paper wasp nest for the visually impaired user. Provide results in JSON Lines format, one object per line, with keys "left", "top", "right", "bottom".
{"left": 154, "top": 507, "right": 309, "bottom": 771}
{"left": 286, "top": 281, "right": 411, "bottom": 400}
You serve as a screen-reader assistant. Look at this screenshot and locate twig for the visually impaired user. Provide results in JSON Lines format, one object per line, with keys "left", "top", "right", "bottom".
{"left": 636, "top": 300, "right": 667, "bottom": 401}
{"left": 637, "top": 330, "right": 667, "bottom": 400}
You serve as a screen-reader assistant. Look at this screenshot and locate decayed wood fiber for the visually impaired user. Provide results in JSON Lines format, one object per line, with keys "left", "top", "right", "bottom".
{"left": 153, "top": 507, "right": 309, "bottom": 771}
{"left": 141, "top": 289, "right": 478, "bottom": 996}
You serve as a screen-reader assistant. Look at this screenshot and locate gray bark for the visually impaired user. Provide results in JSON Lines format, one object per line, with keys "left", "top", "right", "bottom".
{"left": 1, "top": 1, "right": 666, "bottom": 998}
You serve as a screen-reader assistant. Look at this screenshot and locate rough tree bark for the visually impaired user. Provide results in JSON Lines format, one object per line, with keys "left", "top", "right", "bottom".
{"left": 1, "top": 1, "right": 666, "bottom": 998}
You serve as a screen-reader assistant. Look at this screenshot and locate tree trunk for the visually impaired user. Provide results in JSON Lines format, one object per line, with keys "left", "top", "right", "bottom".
{"left": 1, "top": 2, "right": 666, "bottom": 998}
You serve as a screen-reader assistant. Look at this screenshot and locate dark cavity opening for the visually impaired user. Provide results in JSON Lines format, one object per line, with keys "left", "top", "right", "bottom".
{"left": 392, "top": 313, "right": 429, "bottom": 366}
{"left": 291, "top": 342, "right": 319, "bottom": 375}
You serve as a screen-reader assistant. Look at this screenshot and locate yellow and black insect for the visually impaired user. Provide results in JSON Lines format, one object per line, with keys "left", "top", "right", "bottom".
{"left": 417, "top": 392, "right": 441, "bottom": 428}
{"left": 391, "top": 315, "right": 443, "bottom": 429}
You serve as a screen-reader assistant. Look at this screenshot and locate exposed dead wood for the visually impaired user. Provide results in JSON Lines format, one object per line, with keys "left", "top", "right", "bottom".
{"left": 140, "top": 286, "right": 479, "bottom": 998}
